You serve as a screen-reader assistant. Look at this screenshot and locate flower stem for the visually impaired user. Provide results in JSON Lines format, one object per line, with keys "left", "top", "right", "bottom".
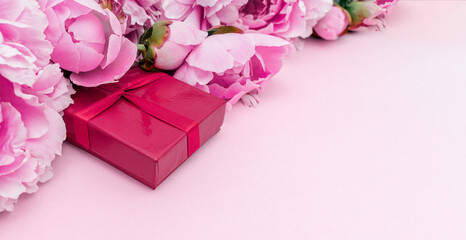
{"left": 137, "top": 44, "right": 146, "bottom": 52}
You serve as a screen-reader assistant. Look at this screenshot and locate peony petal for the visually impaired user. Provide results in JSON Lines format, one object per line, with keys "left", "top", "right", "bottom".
{"left": 70, "top": 37, "right": 136, "bottom": 87}
{"left": 75, "top": 42, "right": 105, "bottom": 72}
{"left": 275, "top": 5, "right": 307, "bottom": 38}
{"left": 186, "top": 36, "right": 234, "bottom": 73}
{"left": 169, "top": 21, "right": 207, "bottom": 46}
{"left": 215, "top": 33, "right": 255, "bottom": 66}
{"left": 50, "top": 32, "right": 80, "bottom": 73}
{"left": 4, "top": 155, "right": 37, "bottom": 184}
{"left": 68, "top": 12, "right": 106, "bottom": 44}
{"left": 0, "top": 46, "right": 37, "bottom": 87}
{"left": 27, "top": 64, "right": 74, "bottom": 112}
{"left": 174, "top": 63, "right": 213, "bottom": 86}
{"left": 123, "top": 0, "right": 150, "bottom": 26}
{"left": 104, "top": 9, "right": 123, "bottom": 36}
{"left": 245, "top": 32, "right": 293, "bottom": 47}
{"left": 0, "top": 0, "right": 26, "bottom": 21}
{"left": 183, "top": 6, "right": 203, "bottom": 29}
{"left": 43, "top": 8, "right": 65, "bottom": 46}
{"left": 197, "top": 0, "right": 218, "bottom": 7}
{"left": 154, "top": 41, "right": 192, "bottom": 70}
{"left": 26, "top": 107, "right": 66, "bottom": 160}
{"left": 0, "top": 177, "right": 26, "bottom": 199}
{"left": 30, "top": 64, "right": 62, "bottom": 91}
{"left": 162, "top": 0, "right": 192, "bottom": 19}
{"left": 0, "top": 80, "right": 49, "bottom": 139}
{"left": 100, "top": 34, "right": 121, "bottom": 69}
{"left": 186, "top": 33, "right": 255, "bottom": 73}
{"left": 215, "top": 4, "right": 239, "bottom": 24}
{"left": 70, "top": 0, "right": 104, "bottom": 16}
{"left": 0, "top": 102, "right": 27, "bottom": 167}
{"left": 16, "top": 0, "right": 49, "bottom": 32}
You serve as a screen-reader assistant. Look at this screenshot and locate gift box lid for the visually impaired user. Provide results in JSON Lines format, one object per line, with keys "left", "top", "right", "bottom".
{"left": 64, "top": 68, "right": 226, "bottom": 188}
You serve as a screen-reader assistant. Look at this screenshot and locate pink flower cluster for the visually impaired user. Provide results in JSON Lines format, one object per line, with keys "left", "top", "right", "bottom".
{"left": 1, "top": 0, "right": 398, "bottom": 212}
{"left": 0, "top": 0, "right": 73, "bottom": 211}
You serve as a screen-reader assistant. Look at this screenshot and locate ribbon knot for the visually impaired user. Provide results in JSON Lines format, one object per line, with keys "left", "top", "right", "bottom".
{"left": 73, "top": 73, "right": 200, "bottom": 157}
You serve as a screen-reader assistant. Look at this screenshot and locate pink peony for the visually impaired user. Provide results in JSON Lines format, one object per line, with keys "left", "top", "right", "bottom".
{"left": 138, "top": 20, "right": 207, "bottom": 71}
{"left": 174, "top": 31, "right": 293, "bottom": 110}
{"left": 313, "top": 6, "right": 350, "bottom": 40}
{"left": 134, "top": 0, "right": 162, "bottom": 20}
{"left": 38, "top": 0, "right": 137, "bottom": 87}
{"left": 238, "top": 0, "right": 333, "bottom": 39}
{"left": 121, "top": 0, "right": 160, "bottom": 43}
{"left": 0, "top": 0, "right": 74, "bottom": 212}
{"left": 161, "top": 0, "right": 247, "bottom": 29}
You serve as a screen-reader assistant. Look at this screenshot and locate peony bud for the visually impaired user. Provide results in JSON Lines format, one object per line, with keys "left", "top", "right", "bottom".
{"left": 138, "top": 20, "right": 207, "bottom": 71}
{"left": 314, "top": 6, "right": 351, "bottom": 40}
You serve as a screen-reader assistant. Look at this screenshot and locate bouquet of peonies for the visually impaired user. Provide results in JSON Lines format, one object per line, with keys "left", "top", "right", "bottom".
{"left": 0, "top": 0, "right": 397, "bottom": 212}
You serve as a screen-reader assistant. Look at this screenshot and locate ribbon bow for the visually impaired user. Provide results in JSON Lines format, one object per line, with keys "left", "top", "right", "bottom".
{"left": 73, "top": 73, "right": 200, "bottom": 157}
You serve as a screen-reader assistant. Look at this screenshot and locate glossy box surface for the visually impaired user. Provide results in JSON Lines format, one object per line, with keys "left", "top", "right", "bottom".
{"left": 63, "top": 68, "right": 226, "bottom": 189}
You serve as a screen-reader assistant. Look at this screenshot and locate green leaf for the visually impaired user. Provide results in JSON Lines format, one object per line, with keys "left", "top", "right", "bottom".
{"left": 207, "top": 26, "right": 243, "bottom": 36}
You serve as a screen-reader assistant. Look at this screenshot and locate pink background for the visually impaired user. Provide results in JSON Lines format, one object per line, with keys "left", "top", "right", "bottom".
{"left": 1, "top": 2, "right": 466, "bottom": 239}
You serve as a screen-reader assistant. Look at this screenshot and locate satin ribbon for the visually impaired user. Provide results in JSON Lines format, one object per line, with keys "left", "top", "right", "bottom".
{"left": 73, "top": 73, "right": 200, "bottom": 157}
